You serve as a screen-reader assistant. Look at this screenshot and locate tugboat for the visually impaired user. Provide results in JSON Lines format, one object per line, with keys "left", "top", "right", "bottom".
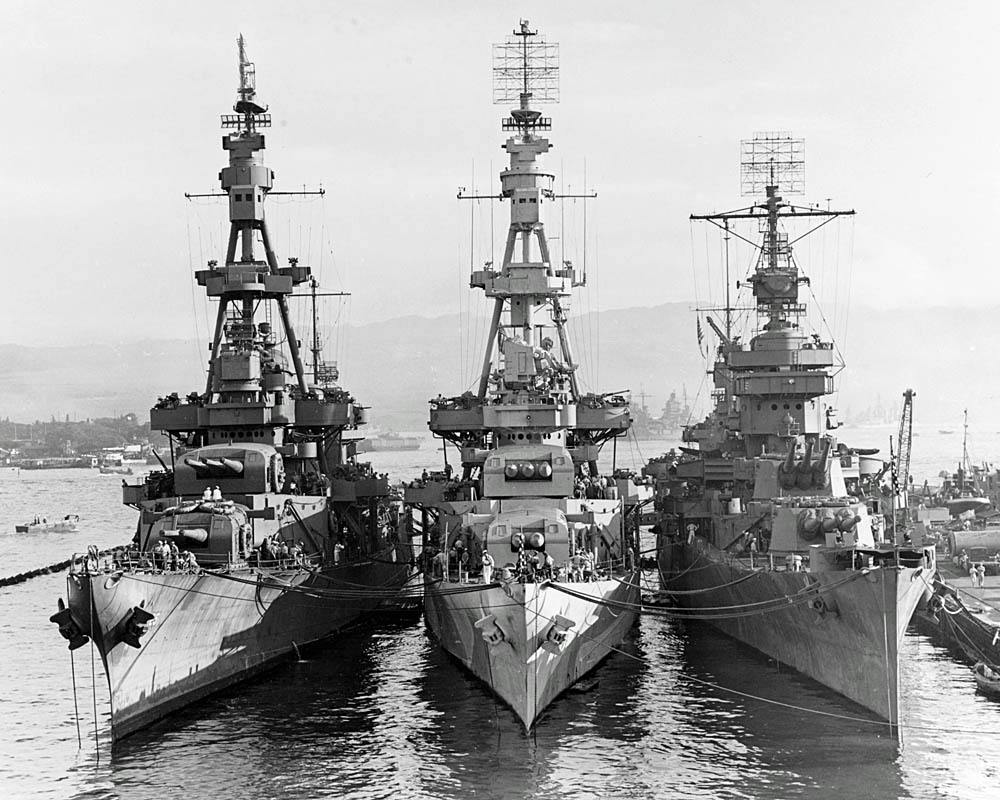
{"left": 932, "top": 410, "right": 991, "bottom": 517}
{"left": 50, "top": 37, "right": 410, "bottom": 740}
{"left": 645, "top": 133, "right": 934, "bottom": 731}
{"left": 403, "top": 21, "right": 650, "bottom": 730}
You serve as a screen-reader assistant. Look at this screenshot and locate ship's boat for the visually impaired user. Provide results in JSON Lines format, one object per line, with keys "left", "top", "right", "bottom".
{"left": 974, "top": 662, "right": 1000, "bottom": 696}
{"left": 946, "top": 496, "right": 992, "bottom": 516}
{"left": 50, "top": 37, "right": 411, "bottom": 740}
{"left": 646, "top": 134, "right": 935, "bottom": 731}
{"left": 403, "top": 22, "right": 651, "bottom": 730}
{"left": 15, "top": 514, "right": 79, "bottom": 533}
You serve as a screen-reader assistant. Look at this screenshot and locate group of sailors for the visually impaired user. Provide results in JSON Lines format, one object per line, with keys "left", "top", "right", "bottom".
{"left": 257, "top": 534, "right": 309, "bottom": 568}
{"left": 574, "top": 475, "right": 618, "bottom": 500}
{"left": 954, "top": 549, "right": 999, "bottom": 587}
{"left": 154, "top": 391, "right": 204, "bottom": 409}
{"left": 201, "top": 486, "right": 225, "bottom": 502}
{"left": 151, "top": 539, "right": 198, "bottom": 572}
{"left": 429, "top": 543, "right": 601, "bottom": 585}
{"left": 83, "top": 542, "right": 198, "bottom": 574}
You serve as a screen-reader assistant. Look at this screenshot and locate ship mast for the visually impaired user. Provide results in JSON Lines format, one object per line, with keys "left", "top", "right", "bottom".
{"left": 466, "top": 20, "right": 582, "bottom": 402}
{"left": 200, "top": 34, "right": 314, "bottom": 397}
{"left": 430, "top": 21, "right": 627, "bottom": 479}
{"left": 159, "top": 36, "right": 355, "bottom": 471}
{"left": 307, "top": 276, "right": 348, "bottom": 387}
{"left": 688, "top": 133, "right": 855, "bottom": 456}
{"left": 961, "top": 407, "right": 971, "bottom": 487}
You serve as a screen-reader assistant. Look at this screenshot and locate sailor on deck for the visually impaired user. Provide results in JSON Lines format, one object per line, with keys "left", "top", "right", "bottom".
{"left": 431, "top": 549, "right": 449, "bottom": 580}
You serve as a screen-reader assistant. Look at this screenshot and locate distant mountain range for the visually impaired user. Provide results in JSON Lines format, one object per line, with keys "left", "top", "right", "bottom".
{"left": 0, "top": 302, "right": 989, "bottom": 431}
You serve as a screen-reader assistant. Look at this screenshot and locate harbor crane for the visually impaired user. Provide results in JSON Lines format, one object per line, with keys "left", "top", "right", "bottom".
{"left": 893, "top": 388, "right": 915, "bottom": 499}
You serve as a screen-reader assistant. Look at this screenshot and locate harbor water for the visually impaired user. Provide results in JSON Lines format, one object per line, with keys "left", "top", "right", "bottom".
{"left": 3, "top": 427, "right": 1000, "bottom": 799}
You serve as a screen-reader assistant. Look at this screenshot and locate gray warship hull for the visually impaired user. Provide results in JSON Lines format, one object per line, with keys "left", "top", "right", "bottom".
{"left": 424, "top": 571, "right": 640, "bottom": 728}
{"left": 68, "top": 545, "right": 407, "bottom": 739}
{"left": 659, "top": 538, "right": 929, "bottom": 724}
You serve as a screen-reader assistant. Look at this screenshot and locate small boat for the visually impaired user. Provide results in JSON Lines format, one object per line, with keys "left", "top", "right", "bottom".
{"left": 15, "top": 514, "right": 80, "bottom": 533}
{"left": 945, "top": 495, "right": 992, "bottom": 516}
{"left": 99, "top": 466, "right": 134, "bottom": 475}
{"left": 973, "top": 662, "right": 1000, "bottom": 696}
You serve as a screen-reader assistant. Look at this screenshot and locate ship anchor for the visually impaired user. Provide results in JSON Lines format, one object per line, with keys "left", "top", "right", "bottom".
{"left": 49, "top": 598, "right": 89, "bottom": 650}
{"left": 122, "top": 602, "right": 157, "bottom": 649}
{"left": 474, "top": 614, "right": 507, "bottom": 647}
{"left": 540, "top": 614, "right": 576, "bottom": 654}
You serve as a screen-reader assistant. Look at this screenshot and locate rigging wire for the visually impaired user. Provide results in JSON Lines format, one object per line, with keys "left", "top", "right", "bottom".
{"left": 841, "top": 217, "right": 856, "bottom": 363}
{"left": 89, "top": 592, "right": 99, "bottom": 763}
{"left": 185, "top": 209, "right": 204, "bottom": 368}
{"left": 70, "top": 648, "right": 81, "bottom": 749}
{"left": 591, "top": 186, "right": 600, "bottom": 390}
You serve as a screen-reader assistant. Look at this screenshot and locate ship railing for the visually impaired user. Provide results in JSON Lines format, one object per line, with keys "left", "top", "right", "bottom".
{"left": 68, "top": 546, "right": 329, "bottom": 577}
{"left": 453, "top": 553, "right": 636, "bottom": 585}
{"left": 250, "top": 553, "right": 319, "bottom": 571}
{"left": 69, "top": 551, "right": 208, "bottom": 576}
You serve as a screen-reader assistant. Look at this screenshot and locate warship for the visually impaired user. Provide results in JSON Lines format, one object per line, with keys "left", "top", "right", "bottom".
{"left": 356, "top": 431, "right": 422, "bottom": 454}
{"left": 50, "top": 37, "right": 410, "bottom": 739}
{"left": 646, "top": 133, "right": 934, "bottom": 730}
{"left": 403, "top": 21, "right": 650, "bottom": 730}
{"left": 630, "top": 388, "right": 691, "bottom": 440}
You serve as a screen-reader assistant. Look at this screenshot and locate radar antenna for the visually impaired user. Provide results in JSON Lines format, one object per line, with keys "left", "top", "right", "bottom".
{"left": 687, "top": 133, "right": 854, "bottom": 456}
{"left": 740, "top": 132, "right": 805, "bottom": 197}
{"left": 493, "top": 20, "right": 559, "bottom": 133}
{"left": 222, "top": 34, "right": 271, "bottom": 132}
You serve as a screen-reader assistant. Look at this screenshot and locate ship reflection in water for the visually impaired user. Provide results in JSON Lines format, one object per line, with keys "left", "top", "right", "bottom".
{"left": 64, "top": 614, "right": 974, "bottom": 800}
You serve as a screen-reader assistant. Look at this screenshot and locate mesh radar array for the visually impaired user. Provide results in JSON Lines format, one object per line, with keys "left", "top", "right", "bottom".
{"left": 740, "top": 132, "right": 804, "bottom": 197}
{"left": 493, "top": 20, "right": 559, "bottom": 132}
{"left": 221, "top": 34, "right": 271, "bottom": 131}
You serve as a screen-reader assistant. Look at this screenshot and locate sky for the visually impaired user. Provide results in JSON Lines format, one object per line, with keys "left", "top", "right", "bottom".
{"left": 2, "top": 1, "right": 998, "bottom": 347}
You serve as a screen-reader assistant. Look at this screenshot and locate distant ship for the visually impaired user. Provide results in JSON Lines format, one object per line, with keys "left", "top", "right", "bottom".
{"left": 403, "top": 21, "right": 650, "bottom": 730}
{"left": 629, "top": 388, "right": 691, "bottom": 440}
{"left": 51, "top": 37, "right": 410, "bottom": 740}
{"left": 645, "top": 133, "right": 934, "bottom": 731}
{"left": 927, "top": 411, "right": 992, "bottom": 517}
{"left": 356, "top": 431, "right": 421, "bottom": 453}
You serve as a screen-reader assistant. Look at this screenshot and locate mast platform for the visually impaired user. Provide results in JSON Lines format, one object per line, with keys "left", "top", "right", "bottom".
{"left": 195, "top": 261, "right": 310, "bottom": 296}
